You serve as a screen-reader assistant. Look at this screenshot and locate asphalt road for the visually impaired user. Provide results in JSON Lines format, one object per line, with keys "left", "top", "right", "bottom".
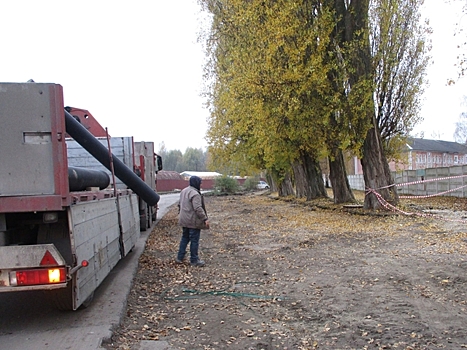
{"left": 0, "top": 193, "right": 180, "bottom": 350}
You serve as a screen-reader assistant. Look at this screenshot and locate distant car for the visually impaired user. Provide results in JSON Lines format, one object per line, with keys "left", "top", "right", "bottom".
{"left": 257, "top": 181, "right": 270, "bottom": 190}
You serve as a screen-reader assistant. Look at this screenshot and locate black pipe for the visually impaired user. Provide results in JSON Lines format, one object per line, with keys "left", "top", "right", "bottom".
{"left": 64, "top": 110, "right": 160, "bottom": 206}
{"left": 68, "top": 167, "right": 110, "bottom": 191}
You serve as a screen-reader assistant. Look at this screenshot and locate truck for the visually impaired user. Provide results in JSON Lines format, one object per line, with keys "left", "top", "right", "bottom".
{"left": 64, "top": 107, "right": 163, "bottom": 231}
{"left": 134, "top": 141, "right": 163, "bottom": 231}
{"left": 0, "top": 82, "right": 161, "bottom": 310}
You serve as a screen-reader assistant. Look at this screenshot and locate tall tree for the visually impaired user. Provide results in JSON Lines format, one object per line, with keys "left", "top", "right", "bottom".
{"left": 157, "top": 142, "right": 168, "bottom": 159}
{"left": 318, "top": 1, "right": 370, "bottom": 204}
{"left": 370, "top": 0, "right": 430, "bottom": 155}
{"left": 454, "top": 96, "right": 467, "bottom": 143}
{"left": 329, "top": 0, "right": 403, "bottom": 209}
{"left": 183, "top": 147, "right": 206, "bottom": 171}
{"left": 449, "top": 0, "right": 467, "bottom": 79}
{"left": 326, "top": 0, "right": 428, "bottom": 208}
{"left": 351, "top": 0, "right": 399, "bottom": 209}
{"left": 201, "top": 0, "right": 428, "bottom": 208}
{"left": 361, "top": 0, "right": 428, "bottom": 208}
{"left": 202, "top": 0, "right": 334, "bottom": 199}
{"left": 163, "top": 149, "right": 184, "bottom": 172}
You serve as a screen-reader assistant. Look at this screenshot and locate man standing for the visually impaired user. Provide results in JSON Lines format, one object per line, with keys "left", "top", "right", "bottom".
{"left": 176, "top": 176, "right": 209, "bottom": 267}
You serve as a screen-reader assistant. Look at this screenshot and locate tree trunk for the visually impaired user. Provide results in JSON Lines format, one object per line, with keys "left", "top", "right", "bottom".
{"left": 278, "top": 172, "right": 294, "bottom": 197}
{"left": 292, "top": 161, "right": 307, "bottom": 198}
{"left": 300, "top": 151, "right": 327, "bottom": 201}
{"left": 266, "top": 174, "right": 275, "bottom": 192}
{"left": 361, "top": 125, "right": 399, "bottom": 209}
{"left": 328, "top": 149, "right": 355, "bottom": 204}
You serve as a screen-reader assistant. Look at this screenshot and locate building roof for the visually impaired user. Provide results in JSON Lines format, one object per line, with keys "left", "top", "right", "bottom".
{"left": 180, "top": 171, "right": 223, "bottom": 179}
{"left": 157, "top": 170, "right": 184, "bottom": 180}
{"left": 407, "top": 138, "right": 467, "bottom": 154}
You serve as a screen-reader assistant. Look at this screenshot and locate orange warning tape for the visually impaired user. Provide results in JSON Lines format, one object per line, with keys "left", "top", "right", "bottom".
{"left": 365, "top": 187, "right": 467, "bottom": 224}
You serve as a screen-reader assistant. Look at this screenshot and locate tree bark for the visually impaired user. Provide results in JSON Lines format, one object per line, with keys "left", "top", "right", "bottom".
{"left": 266, "top": 174, "right": 275, "bottom": 192}
{"left": 300, "top": 151, "right": 327, "bottom": 201}
{"left": 361, "top": 125, "right": 399, "bottom": 209}
{"left": 278, "top": 172, "right": 294, "bottom": 197}
{"left": 292, "top": 161, "right": 307, "bottom": 198}
{"left": 328, "top": 149, "right": 356, "bottom": 204}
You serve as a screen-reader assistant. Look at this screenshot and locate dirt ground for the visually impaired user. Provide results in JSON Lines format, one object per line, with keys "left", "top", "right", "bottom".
{"left": 104, "top": 191, "right": 467, "bottom": 350}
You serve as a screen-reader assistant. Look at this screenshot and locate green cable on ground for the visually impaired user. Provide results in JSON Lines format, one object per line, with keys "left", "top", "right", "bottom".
{"left": 163, "top": 288, "right": 287, "bottom": 301}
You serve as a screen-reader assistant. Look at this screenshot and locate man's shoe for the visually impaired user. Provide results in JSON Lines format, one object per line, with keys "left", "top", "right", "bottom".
{"left": 191, "top": 260, "right": 205, "bottom": 267}
{"left": 175, "top": 258, "right": 184, "bottom": 264}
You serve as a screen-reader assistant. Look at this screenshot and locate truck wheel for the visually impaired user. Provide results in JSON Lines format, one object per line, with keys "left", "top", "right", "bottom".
{"left": 147, "top": 210, "right": 152, "bottom": 229}
{"left": 78, "top": 291, "right": 94, "bottom": 309}
{"left": 140, "top": 212, "right": 148, "bottom": 231}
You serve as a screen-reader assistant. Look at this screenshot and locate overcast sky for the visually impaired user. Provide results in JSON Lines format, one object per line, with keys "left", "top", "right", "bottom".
{"left": 1, "top": 0, "right": 466, "bottom": 153}
{"left": 415, "top": 0, "right": 467, "bottom": 140}
{"left": 1, "top": 0, "right": 210, "bottom": 152}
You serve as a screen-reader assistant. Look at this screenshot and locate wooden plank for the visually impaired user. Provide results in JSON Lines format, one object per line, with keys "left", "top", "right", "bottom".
{"left": 118, "top": 194, "right": 140, "bottom": 256}
{"left": 70, "top": 197, "right": 123, "bottom": 306}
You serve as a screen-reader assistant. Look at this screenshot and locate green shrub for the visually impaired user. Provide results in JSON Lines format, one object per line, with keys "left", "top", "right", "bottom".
{"left": 243, "top": 177, "right": 259, "bottom": 191}
{"left": 214, "top": 176, "right": 239, "bottom": 194}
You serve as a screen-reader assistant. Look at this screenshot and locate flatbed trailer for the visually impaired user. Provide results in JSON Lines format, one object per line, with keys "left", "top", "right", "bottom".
{"left": 0, "top": 82, "right": 159, "bottom": 310}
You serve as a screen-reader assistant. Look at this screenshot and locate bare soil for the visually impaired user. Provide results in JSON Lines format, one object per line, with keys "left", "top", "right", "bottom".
{"left": 104, "top": 191, "right": 467, "bottom": 350}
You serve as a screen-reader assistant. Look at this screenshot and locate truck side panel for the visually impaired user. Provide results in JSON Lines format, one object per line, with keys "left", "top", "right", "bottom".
{"left": 0, "top": 83, "right": 69, "bottom": 211}
{"left": 118, "top": 194, "right": 140, "bottom": 256}
{"left": 0, "top": 83, "right": 62, "bottom": 196}
{"left": 134, "top": 141, "right": 156, "bottom": 190}
{"left": 71, "top": 197, "right": 122, "bottom": 306}
{"left": 134, "top": 141, "right": 157, "bottom": 229}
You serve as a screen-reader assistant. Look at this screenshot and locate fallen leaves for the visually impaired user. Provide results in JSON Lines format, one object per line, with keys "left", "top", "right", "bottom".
{"left": 104, "top": 192, "right": 467, "bottom": 350}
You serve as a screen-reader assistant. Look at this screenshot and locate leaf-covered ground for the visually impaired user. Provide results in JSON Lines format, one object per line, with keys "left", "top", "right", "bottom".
{"left": 104, "top": 192, "right": 467, "bottom": 350}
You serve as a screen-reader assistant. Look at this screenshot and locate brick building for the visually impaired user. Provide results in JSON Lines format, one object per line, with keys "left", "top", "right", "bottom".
{"left": 398, "top": 138, "right": 467, "bottom": 170}
{"left": 349, "top": 138, "right": 467, "bottom": 175}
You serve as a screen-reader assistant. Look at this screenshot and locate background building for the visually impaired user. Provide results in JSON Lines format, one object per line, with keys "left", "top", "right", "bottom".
{"left": 402, "top": 138, "right": 467, "bottom": 170}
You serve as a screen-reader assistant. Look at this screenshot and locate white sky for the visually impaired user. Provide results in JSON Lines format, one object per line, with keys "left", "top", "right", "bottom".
{"left": 1, "top": 1, "right": 466, "bottom": 152}
{"left": 0, "top": 0, "right": 210, "bottom": 152}
{"left": 415, "top": 0, "right": 467, "bottom": 141}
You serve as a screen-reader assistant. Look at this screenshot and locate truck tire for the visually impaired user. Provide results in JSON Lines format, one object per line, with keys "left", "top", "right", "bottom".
{"left": 151, "top": 207, "right": 157, "bottom": 223}
{"left": 78, "top": 291, "right": 94, "bottom": 309}
{"left": 140, "top": 212, "right": 148, "bottom": 231}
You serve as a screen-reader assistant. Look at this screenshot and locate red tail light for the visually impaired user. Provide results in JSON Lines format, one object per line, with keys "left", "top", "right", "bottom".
{"left": 10, "top": 267, "right": 66, "bottom": 286}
